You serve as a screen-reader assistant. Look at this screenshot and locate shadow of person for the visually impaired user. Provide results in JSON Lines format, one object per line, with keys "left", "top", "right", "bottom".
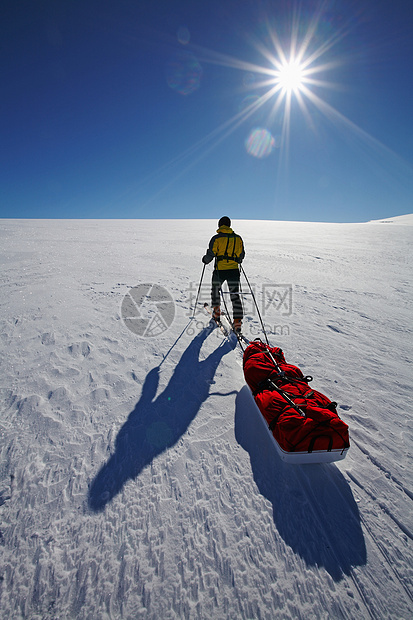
{"left": 89, "top": 326, "right": 236, "bottom": 512}
{"left": 235, "top": 386, "right": 367, "bottom": 582}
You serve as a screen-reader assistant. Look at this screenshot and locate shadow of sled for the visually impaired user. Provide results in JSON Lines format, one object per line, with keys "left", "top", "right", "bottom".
{"left": 235, "top": 386, "right": 366, "bottom": 582}
{"left": 89, "top": 326, "right": 235, "bottom": 512}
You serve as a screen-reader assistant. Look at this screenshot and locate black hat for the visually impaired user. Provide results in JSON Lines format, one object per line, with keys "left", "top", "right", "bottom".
{"left": 218, "top": 216, "right": 231, "bottom": 227}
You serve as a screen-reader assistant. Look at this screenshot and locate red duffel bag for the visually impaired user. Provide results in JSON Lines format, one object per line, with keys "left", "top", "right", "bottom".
{"left": 243, "top": 340, "right": 350, "bottom": 456}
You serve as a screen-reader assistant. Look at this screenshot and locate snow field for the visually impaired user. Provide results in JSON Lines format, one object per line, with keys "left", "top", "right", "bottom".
{"left": 0, "top": 218, "right": 412, "bottom": 619}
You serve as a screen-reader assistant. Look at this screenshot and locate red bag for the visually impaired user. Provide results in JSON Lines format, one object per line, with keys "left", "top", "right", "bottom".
{"left": 243, "top": 341, "right": 349, "bottom": 454}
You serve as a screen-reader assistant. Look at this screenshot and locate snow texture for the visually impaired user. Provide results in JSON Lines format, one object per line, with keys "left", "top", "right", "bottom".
{"left": 0, "top": 218, "right": 412, "bottom": 619}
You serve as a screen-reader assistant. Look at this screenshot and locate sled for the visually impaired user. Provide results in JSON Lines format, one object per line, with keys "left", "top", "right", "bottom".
{"left": 243, "top": 341, "right": 350, "bottom": 465}
{"left": 247, "top": 385, "right": 349, "bottom": 464}
{"left": 269, "top": 434, "right": 349, "bottom": 464}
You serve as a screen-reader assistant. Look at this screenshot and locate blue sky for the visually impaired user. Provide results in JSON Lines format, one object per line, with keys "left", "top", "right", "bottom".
{"left": 1, "top": 0, "right": 412, "bottom": 222}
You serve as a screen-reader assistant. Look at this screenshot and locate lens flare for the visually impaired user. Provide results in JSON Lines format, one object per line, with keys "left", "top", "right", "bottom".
{"left": 166, "top": 51, "right": 202, "bottom": 96}
{"left": 245, "top": 128, "right": 275, "bottom": 158}
{"left": 177, "top": 26, "right": 190, "bottom": 45}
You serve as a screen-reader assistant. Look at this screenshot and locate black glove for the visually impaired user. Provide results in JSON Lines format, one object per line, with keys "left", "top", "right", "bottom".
{"left": 202, "top": 254, "right": 212, "bottom": 264}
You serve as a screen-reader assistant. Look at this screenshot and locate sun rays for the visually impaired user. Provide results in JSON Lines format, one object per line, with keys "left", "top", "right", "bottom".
{"left": 185, "top": 9, "right": 346, "bottom": 166}
{"left": 118, "top": 5, "right": 411, "bottom": 214}
{"left": 133, "top": 16, "right": 340, "bottom": 208}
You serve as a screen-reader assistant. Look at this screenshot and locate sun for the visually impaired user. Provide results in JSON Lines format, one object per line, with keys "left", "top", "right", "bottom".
{"left": 141, "top": 9, "right": 353, "bottom": 191}
{"left": 275, "top": 58, "right": 305, "bottom": 93}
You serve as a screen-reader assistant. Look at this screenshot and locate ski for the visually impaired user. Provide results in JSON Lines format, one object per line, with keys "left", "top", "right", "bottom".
{"left": 203, "top": 303, "right": 232, "bottom": 338}
{"left": 236, "top": 331, "right": 250, "bottom": 346}
{"left": 203, "top": 303, "right": 249, "bottom": 345}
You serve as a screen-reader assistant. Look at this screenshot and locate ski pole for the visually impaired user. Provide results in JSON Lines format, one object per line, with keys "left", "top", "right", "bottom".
{"left": 191, "top": 263, "right": 206, "bottom": 319}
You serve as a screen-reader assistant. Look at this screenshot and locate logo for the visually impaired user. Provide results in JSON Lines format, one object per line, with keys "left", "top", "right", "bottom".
{"left": 263, "top": 284, "right": 293, "bottom": 316}
{"left": 121, "top": 284, "right": 175, "bottom": 337}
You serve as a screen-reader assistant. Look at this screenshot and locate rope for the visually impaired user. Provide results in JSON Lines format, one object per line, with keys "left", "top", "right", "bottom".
{"left": 240, "top": 265, "right": 269, "bottom": 345}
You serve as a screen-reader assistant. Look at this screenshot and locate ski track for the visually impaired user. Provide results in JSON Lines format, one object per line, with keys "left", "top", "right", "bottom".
{"left": 0, "top": 219, "right": 412, "bottom": 619}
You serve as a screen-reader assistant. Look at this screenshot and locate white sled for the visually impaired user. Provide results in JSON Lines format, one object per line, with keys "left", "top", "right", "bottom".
{"left": 251, "top": 388, "right": 350, "bottom": 465}
{"left": 269, "top": 433, "right": 349, "bottom": 464}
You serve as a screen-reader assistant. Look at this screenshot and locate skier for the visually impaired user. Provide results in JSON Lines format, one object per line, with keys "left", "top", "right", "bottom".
{"left": 202, "top": 216, "right": 245, "bottom": 332}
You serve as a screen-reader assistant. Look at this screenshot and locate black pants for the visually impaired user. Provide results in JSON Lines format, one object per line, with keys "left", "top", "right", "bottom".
{"left": 211, "top": 268, "right": 243, "bottom": 320}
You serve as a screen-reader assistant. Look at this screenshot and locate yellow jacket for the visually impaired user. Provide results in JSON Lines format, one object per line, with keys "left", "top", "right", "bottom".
{"left": 203, "top": 225, "right": 245, "bottom": 270}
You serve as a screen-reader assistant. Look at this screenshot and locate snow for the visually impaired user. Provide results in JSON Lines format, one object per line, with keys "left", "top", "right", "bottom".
{"left": 0, "top": 218, "right": 412, "bottom": 619}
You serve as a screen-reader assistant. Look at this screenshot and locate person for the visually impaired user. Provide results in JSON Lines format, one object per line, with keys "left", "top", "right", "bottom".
{"left": 202, "top": 216, "right": 245, "bottom": 332}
